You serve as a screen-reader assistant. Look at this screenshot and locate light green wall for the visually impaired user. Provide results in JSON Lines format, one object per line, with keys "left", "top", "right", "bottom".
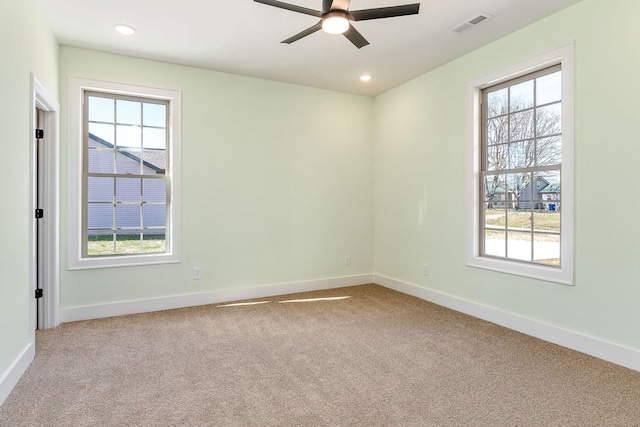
{"left": 58, "top": 47, "right": 373, "bottom": 308}
{"left": 0, "top": 0, "right": 58, "bottom": 377}
{"left": 373, "top": 0, "right": 640, "bottom": 350}
{"left": 4, "top": 0, "right": 636, "bottom": 390}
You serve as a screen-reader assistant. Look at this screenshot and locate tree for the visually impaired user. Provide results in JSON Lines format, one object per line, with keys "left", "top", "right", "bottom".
{"left": 484, "top": 89, "right": 561, "bottom": 210}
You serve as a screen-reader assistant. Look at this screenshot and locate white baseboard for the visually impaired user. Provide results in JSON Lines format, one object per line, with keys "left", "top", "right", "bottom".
{"left": 0, "top": 342, "right": 34, "bottom": 406}
{"left": 60, "top": 274, "right": 374, "bottom": 323}
{"left": 374, "top": 274, "right": 640, "bottom": 372}
{"left": 57, "top": 272, "right": 639, "bottom": 372}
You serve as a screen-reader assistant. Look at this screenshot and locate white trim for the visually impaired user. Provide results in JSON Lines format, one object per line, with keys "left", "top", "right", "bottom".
{"left": 0, "top": 343, "right": 34, "bottom": 406}
{"left": 465, "top": 42, "right": 574, "bottom": 285}
{"left": 67, "top": 76, "right": 182, "bottom": 270}
{"left": 31, "top": 75, "right": 60, "bottom": 329}
{"left": 60, "top": 274, "right": 374, "bottom": 323}
{"left": 374, "top": 274, "right": 640, "bottom": 372}
{"left": 58, "top": 271, "right": 640, "bottom": 373}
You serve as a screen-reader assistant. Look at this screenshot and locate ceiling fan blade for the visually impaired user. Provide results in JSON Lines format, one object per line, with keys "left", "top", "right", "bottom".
{"left": 343, "top": 25, "right": 369, "bottom": 49}
{"left": 281, "top": 21, "right": 323, "bottom": 44}
{"left": 254, "top": 0, "right": 322, "bottom": 17}
{"left": 350, "top": 3, "right": 420, "bottom": 21}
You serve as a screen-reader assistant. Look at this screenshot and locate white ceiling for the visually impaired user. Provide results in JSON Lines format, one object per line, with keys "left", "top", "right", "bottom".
{"left": 36, "top": 0, "right": 582, "bottom": 97}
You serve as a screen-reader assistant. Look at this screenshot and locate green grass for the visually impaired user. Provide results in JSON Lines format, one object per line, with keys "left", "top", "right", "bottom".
{"left": 87, "top": 234, "right": 165, "bottom": 256}
{"left": 485, "top": 209, "right": 560, "bottom": 232}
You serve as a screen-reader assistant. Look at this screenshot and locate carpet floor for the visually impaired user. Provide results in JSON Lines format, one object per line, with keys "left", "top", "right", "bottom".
{"left": 1, "top": 284, "right": 639, "bottom": 426}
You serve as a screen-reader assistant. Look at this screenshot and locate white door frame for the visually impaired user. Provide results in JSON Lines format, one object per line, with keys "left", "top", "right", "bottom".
{"left": 30, "top": 75, "right": 60, "bottom": 331}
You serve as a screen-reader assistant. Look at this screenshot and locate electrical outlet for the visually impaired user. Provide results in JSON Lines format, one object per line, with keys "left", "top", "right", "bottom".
{"left": 344, "top": 255, "right": 351, "bottom": 266}
{"left": 193, "top": 267, "right": 202, "bottom": 280}
{"left": 423, "top": 263, "right": 429, "bottom": 276}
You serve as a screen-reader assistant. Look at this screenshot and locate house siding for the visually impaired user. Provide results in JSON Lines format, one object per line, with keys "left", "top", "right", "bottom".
{"left": 87, "top": 138, "right": 166, "bottom": 235}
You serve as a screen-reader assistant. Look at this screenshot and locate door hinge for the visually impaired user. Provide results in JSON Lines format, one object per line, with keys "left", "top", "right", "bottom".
{"left": 35, "top": 129, "right": 44, "bottom": 139}
{"left": 35, "top": 289, "right": 43, "bottom": 299}
{"left": 35, "top": 208, "right": 44, "bottom": 219}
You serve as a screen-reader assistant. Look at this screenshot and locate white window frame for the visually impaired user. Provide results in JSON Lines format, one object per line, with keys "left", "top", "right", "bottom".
{"left": 465, "top": 43, "right": 574, "bottom": 285}
{"left": 68, "top": 77, "right": 182, "bottom": 269}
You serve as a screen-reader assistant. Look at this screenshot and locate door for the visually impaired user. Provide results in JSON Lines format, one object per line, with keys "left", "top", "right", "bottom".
{"left": 36, "top": 107, "right": 45, "bottom": 330}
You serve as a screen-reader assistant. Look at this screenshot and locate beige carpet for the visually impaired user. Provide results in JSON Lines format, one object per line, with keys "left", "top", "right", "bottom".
{"left": 1, "top": 284, "right": 639, "bottom": 426}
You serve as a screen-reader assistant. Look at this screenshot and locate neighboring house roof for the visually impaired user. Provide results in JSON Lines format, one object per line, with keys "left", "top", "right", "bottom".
{"left": 89, "top": 133, "right": 166, "bottom": 173}
{"left": 540, "top": 183, "right": 560, "bottom": 193}
{"left": 486, "top": 176, "right": 555, "bottom": 194}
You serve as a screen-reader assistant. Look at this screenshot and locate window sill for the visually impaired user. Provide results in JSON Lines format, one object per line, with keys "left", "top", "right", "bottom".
{"left": 466, "top": 255, "right": 573, "bottom": 286}
{"left": 68, "top": 252, "right": 180, "bottom": 270}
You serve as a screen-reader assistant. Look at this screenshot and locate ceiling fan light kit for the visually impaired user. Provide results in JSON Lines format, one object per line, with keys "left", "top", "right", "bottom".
{"left": 322, "top": 12, "right": 350, "bottom": 34}
{"left": 254, "top": 0, "right": 420, "bottom": 48}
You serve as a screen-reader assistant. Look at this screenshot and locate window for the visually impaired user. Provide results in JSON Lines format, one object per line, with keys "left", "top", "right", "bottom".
{"left": 466, "top": 45, "right": 573, "bottom": 285}
{"left": 481, "top": 65, "right": 562, "bottom": 264}
{"left": 69, "top": 78, "right": 181, "bottom": 269}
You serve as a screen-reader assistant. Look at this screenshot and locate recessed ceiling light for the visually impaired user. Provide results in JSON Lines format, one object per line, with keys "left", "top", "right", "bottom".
{"left": 360, "top": 74, "right": 372, "bottom": 82}
{"left": 114, "top": 24, "right": 136, "bottom": 35}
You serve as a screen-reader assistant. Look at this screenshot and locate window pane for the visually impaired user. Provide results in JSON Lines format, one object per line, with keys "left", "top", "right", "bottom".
{"left": 88, "top": 96, "right": 114, "bottom": 123}
{"left": 536, "top": 103, "right": 562, "bottom": 136}
{"left": 142, "top": 230, "right": 166, "bottom": 253}
{"left": 485, "top": 205, "right": 506, "bottom": 229}
{"left": 507, "top": 172, "right": 532, "bottom": 209}
{"left": 536, "top": 71, "right": 562, "bottom": 105}
{"left": 506, "top": 209, "right": 531, "bottom": 231}
{"left": 484, "top": 175, "right": 506, "bottom": 210}
{"left": 143, "top": 179, "right": 166, "bottom": 203}
{"left": 88, "top": 147, "right": 115, "bottom": 174}
{"left": 487, "top": 88, "right": 508, "bottom": 118}
{"left": 115, "top": 231, "right": 141, "bottom": 255}
{"left": 143, "top": 204, "right": 166, "bottom": 227}
{"left": 116, "top": 149, "right": 142, "bottom": 175}
{"left": 487, "top": 117, "right": 508, "bottom": 145}
{"left": 116, "top": 204, "right": 141, "bottom": 228}
{"left": 507, "top": 232, "right": 531, "bottom": 261}
{"left": 531, "top": 176, "right": 548, "bottom": 207}
{"left": 507, "top": 141, "right": 531, "bottom": 169}
{"left": 88, "top": 123, "right": 115, "bottom": 145}
{"left": 533, "top": 233, "right": 560, "bottom": 266}
{"left": 116, "top": 100, "right": 141, "bottom": 125}
{"left": 87, "top": 232, "right": 114, "bottom": 256}
{"left": 88, "top": 203, "right": 113, "bottom": 229}
{"left": 484, "top": 230, "right": 506, "bottom": 257}
{"left": 510, "top": 110, "right": 534, "bottom": 141}
{"left": 143, "top": 103, "right": 166, "bottom": 127}
{"left": 535, "top": 137, "right": 562, "bottom": 166}
{"left": 484, "top": 208, "right": 507, "bottom": 237}
{"left": 116, "top": 178, "right": 141, "bottom": 202}
{"left": 486, "top": 146, "right": 506, "bottom": 171}
{"left": 116, "top": 125, "right": 141, "bottom": 149}
{"left": 143, "top": 127, "right": 166, "bottom": 150}
{"left": 533, "top": 211, "right": 560, "bottom": 233}
{"left": 142, "top": 150, "right": 166, "bottom": 175}
{"left": 510, "top": 80, "right": 534, "bottom": 112}
{"left": 115, "top": 148, "right": 142, "bottom": 174}
{"left": 88, "top": 177, "right": 113, "bottom": 202}
{"left": 536, "top": 169, "right": 560, "bottom": 194}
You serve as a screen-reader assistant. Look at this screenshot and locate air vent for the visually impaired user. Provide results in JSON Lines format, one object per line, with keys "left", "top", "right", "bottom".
{"left": 451, "top": 13, "right": 492, "bottom": 33}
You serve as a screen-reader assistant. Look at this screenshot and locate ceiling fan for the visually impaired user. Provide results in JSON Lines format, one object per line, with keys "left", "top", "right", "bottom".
{"left": 254, "top": 0, "right": 420, "bottom": 49}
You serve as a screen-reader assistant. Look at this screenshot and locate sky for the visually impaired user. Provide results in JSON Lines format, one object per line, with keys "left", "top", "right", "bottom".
{"left": 87, "top": 95, "right": 167, "bottom": 150}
